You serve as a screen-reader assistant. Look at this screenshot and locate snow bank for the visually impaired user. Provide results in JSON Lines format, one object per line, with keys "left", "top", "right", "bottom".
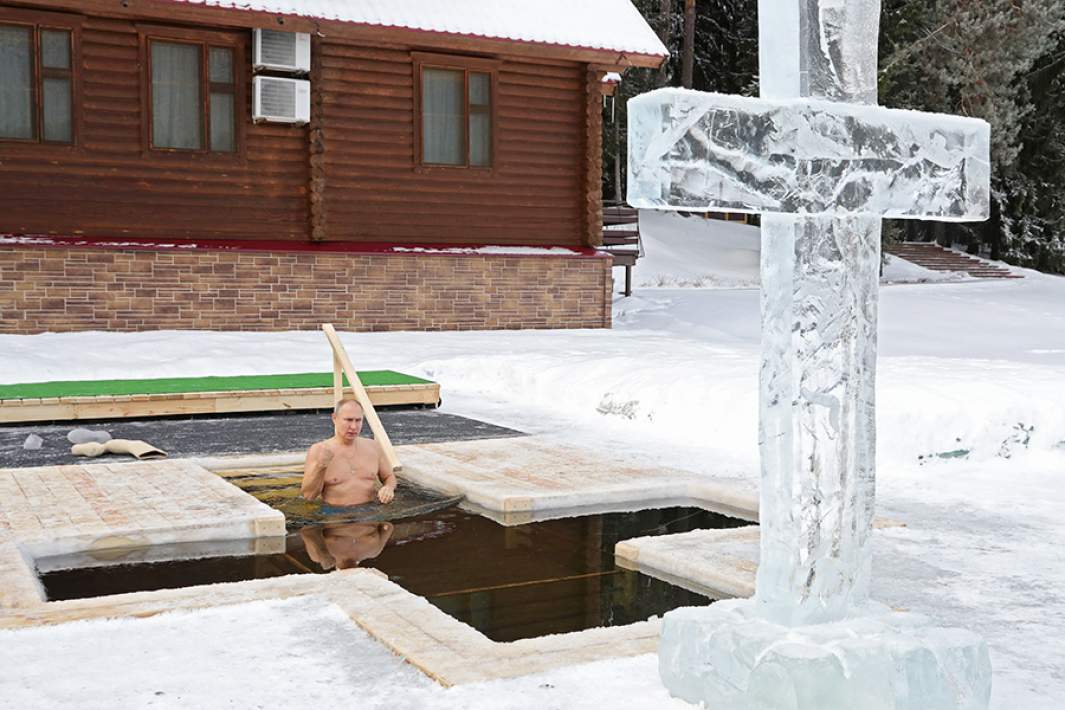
{"left": 634, "top": 211, "right": 761, "bottom": 288}
{"left": 633, "top": 211, "right": 966, "bottom": 287}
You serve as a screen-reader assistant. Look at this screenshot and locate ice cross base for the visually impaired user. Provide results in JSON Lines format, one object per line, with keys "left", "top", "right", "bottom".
{"left": 660, "top": 601, "right": 992, "bottom": 710}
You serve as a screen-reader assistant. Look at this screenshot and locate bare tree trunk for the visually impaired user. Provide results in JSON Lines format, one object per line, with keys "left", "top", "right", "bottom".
{"left": 682, "top": 0, "right": 696, "bottom": 89}
{"left": 657, "top": 0, "right": 672, "bottom": 87}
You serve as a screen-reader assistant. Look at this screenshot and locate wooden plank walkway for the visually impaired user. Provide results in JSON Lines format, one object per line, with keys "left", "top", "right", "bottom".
{"left": 0, "top": 382, "right": 440, "bottom": 424}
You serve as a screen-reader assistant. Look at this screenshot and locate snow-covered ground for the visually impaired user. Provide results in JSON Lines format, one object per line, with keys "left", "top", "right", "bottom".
{"left": 1, "top": 214, "right": 1063, "bottom": 709}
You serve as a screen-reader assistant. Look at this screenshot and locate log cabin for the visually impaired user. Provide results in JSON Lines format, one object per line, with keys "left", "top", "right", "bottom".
{"left": 0, "top": 0, "right": 666, "bottom": 334}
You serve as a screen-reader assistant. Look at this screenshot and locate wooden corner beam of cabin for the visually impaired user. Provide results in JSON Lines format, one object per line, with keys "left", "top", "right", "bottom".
{"left": 321, "top": 323, "right": 402, "bottom": 472}
{"left": 308, "top": 32, "right": 327, "bottom": 242}
{"left": 583, "top": 69, "right": 605, "bottom": 248}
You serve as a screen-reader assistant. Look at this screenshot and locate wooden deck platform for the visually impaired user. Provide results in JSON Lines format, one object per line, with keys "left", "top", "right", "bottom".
{"left": 0, "top": 382, "right": 440, "bottom": 424}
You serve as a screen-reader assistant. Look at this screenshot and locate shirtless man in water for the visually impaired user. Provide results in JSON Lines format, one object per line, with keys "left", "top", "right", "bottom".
{"left": 301, "top": 399, "right": 396, "bottom": 506}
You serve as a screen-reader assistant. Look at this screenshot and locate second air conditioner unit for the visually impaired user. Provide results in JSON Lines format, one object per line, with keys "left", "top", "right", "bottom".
{"left": 253, "top": 29, "right": 311, "bottom": 73}
{"left": 253, "top": 76, "right": 311, "bottom": 124}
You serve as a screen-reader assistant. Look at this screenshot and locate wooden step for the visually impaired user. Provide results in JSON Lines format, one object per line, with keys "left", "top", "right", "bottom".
{"left": 885, "top": 242, "right": 1020, "bottom": 279}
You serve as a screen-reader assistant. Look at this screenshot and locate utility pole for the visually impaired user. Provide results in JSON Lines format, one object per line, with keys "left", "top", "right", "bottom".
{"left": 682, "top": 0, "right": 695, "bottom": 89}
{"left": 657, "top": 0, "right": 672, "bottom": 87}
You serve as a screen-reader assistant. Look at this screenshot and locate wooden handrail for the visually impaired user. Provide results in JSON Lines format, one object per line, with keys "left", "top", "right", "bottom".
{"left": 321, "top": 323, "right": 402, "bottom": 472}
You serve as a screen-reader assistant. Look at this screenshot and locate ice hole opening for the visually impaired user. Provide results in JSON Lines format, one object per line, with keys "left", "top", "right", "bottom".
{"left": 35, "top": 470, "right": 748, "bottom": 643}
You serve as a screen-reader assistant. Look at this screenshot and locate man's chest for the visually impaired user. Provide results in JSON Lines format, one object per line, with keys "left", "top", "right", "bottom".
{"left": 324, "top": 448, "right": 376, "bottom": 483}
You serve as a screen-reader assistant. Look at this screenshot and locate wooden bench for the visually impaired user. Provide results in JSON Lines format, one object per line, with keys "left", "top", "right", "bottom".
{"left": 600, "top": 202, "right": 642, "bottom": 296}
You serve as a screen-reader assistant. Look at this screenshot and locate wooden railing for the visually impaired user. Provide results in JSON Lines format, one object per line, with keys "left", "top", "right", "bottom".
{"left": 322, "top": 323, "right": 402, "bottom": 472}
{"left": 600, "top": 202, "right": 642, "bottom": 297}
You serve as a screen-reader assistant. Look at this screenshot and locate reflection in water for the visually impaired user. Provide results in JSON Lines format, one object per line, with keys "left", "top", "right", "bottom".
{"left": 299, "top": 522, "right": 393, "bottom": 570}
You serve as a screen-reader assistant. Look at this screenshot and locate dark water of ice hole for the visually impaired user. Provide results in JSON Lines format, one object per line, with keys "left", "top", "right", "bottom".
{"left": 39, "top": 474, "right": 748, "bottom": 642}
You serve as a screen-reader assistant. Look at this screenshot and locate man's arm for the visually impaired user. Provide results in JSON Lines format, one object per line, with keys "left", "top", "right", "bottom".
{"left": 376, "top": 443, "right": 396, "bottom": 504}
{"left": 299, "top": 527, "right": 336, "bottom": 570}
{"left": 301, "top": 442, "right": 332, "bottom": 500}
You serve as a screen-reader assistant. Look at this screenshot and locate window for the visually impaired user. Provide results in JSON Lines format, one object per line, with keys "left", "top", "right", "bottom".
{"left": 0, "top": 19, "right": 75, "bottom": 144}
{"left": 414, "top": 53, "right": 497, "bottom": 168}
{"left": 147, "top": 33, "right": 239, "bottom": 153}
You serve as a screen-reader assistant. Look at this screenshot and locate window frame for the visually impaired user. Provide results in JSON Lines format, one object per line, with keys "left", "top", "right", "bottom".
{"left": 0, "top": 7, "right": 82, "bottom": 149}
{"left": 139, "top": 25, "right": 245, "bottom": 158}
{"left": 412, "top": 52, "right": 499, "bottom": 173}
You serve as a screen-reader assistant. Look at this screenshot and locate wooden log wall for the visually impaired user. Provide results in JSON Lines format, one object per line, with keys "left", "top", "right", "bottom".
{"left": 0, "top": 9, "right": 590, "bottom": 247}
{"left": 0, "top": 15, "right": 309, "bottom": 241}
{"left": 319, "top": 41, "right": 586, "bottom": 246}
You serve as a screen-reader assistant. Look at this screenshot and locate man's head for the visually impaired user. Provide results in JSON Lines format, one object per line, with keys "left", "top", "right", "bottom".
{"left": 332, "top": 398, "right": 364, "bottom": 443}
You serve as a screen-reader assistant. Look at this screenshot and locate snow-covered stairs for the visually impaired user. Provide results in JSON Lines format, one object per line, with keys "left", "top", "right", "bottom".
{"left": 886, "top": 242, "right": 1022, "bottom": 279}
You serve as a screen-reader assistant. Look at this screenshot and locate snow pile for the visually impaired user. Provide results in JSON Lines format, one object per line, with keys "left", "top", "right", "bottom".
{"left": 633, "top": 211, "right": 966, "bottom": 287}
{"left": 634, "top": 211, "right": 761, "bottom": 288}
{"left": 0, "top": 596, "right": 435, "bottom": 709}
{"left": 172, "top": 0, "right": 668, "bottom": 57}
{"left": 392, "top": 245, "right": 583, "bottom": 256}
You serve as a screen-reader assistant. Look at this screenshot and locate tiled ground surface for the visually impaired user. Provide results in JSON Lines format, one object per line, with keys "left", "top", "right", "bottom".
{"left": 616, "top": 518, "right": 907, "bottom": 601}
{"left": 616, "top": 526, "right": 760, "bottom": 600}
{"left": 0, "top": 567, "right": 660, "bottom": 686}
{"left": 396, "top": 436, "right": 760, "bottom": 524}
{"left": 0, "top": 460, "right": 284, "bottom": 608}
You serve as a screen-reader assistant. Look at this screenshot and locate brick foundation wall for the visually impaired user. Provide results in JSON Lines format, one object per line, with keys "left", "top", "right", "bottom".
{"left": 0, "top": 245, "right": 613, "bottom": 334}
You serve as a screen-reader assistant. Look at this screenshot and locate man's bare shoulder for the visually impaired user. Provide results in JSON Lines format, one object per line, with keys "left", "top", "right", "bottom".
{"left": 307, "top": 439, "right": 337, "bottom": 458}
{"left": 359, "top": 436, "right": 383, "bottom": 453}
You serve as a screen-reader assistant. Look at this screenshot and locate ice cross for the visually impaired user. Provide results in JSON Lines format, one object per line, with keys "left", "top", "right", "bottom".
{"left": 629, "top": 0, "right": 990, "bottom": 627}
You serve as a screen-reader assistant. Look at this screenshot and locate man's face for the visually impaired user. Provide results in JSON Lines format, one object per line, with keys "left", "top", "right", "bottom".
{"left": 332, "top": 403, "right": 363, "bottom": 442}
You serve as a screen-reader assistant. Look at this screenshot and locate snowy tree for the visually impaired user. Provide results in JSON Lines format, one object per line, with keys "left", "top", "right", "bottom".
{"left": 878, "top": 0, "right": 1064, "bottom": 267}
{"left": 999, "top": 28, "right": 1065, "bottom": 272}
{"left": 602, "top": 0, "right": 757, "bottom": 200}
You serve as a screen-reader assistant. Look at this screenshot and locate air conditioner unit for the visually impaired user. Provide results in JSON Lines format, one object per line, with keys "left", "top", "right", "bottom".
{"left": 253, "top": 76, "right": 311, "bottom": 124}
{"left": 253, "top": 29, "right": 310, "bottom": 73}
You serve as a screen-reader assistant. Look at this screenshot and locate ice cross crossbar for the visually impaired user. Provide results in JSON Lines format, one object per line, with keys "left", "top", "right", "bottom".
{"left": 628, "top": 90, "right": 991, "bottom": 221}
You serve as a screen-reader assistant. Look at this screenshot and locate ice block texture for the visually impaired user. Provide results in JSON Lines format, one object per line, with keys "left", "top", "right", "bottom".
{"left": 626, "top": 90, "right": 991, "bottom": 219}
{"left": 660, "top": 600, "right": 992, "bottom": 710}
{"left": 756, "top": 214, "right": 880, "bottom": 626}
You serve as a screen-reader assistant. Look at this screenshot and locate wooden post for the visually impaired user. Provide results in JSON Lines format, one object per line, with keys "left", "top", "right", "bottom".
{"left": 321, "top": 324, "right": 401, "bottom": 472}
{"left": 682, "top": 0, "right": 695, "bottom": 89}
{"left": 332, "top": 353, "right": 343, "bottom": 404}
{"left": 657, "top": 0, "right": 672, "bottom": 87}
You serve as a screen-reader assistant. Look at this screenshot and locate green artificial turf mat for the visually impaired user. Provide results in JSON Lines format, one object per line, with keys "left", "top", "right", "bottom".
{"left": 0, "top": 371, "right": 433, "bottom": 401}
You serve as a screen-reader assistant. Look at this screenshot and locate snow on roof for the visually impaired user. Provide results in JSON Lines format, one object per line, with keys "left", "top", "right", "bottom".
{"left": 602, "top": 72, "right": 623, "bottom": 84}
{"left": 173, "top": 0, "right": 669, "bottom": 58}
